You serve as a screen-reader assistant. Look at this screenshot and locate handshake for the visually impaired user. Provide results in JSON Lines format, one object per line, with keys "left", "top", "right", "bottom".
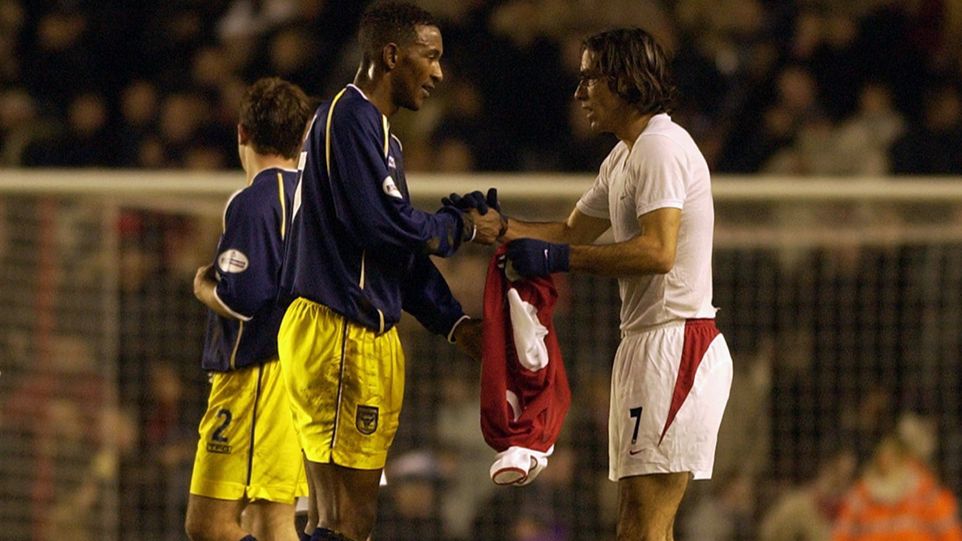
{"left": 442, "top": 188, "right": 570, "bottom": 278}
{"left": 442, "top": 188, "right": 508, "bottom": 245}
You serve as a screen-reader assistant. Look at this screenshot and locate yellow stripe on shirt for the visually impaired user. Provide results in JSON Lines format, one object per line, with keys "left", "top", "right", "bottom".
{"left": 381, "top": 115, "right": 390, "bottom": 157}
{"left": 325, "top": 88, "right": 348, "bottom": 177}
{"left": 276, "top": 172, "right": 287, "bottom": 240}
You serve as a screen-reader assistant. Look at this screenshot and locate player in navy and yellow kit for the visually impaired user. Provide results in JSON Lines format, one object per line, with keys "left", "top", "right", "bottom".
{"left": 277, "top": 3, "right": 505, "bottom": 541}
{"left": 185, "top": 77, "right": 314, "bottom": 541}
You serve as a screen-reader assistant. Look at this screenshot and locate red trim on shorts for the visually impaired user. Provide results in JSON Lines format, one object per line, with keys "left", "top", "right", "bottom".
{"left": 658, "top": 319, "right": 720, "bottom": 446}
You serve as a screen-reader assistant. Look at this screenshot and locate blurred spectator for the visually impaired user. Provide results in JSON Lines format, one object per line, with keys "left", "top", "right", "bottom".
{"left": 476, "top": 0, "right": 571, "bottom": 170}
{"left": 216, "top": 0, "right": 298, "bottom": 42}
{"left": 22, "top": 92, "right": 113, "bottom": 166}
{"left": 115, "top": 80, "right": 160, "bottom": 167}
{"left": 759, "top": 446, "right": 857, "bottom": 541}
{"left": 472, "top": 444, "right": 581, "bottom": 541}
{"left": 712, "top": 337, "right": 772, "bottom": 483}
{"left": 0, "top": 88, "right": 56, "bottom": 165}
{"left": 261, "top": 25, "right": 328, "bottom": 92}
{"left": 155, "top": 91, "right": 213, "bottom": 167}
{"left": 0, "top": 0, "right": 25, "bottom": 85}
{"left": 0, "top": 0, "right": 959, "bottom": 175}
{"left": 679, "top": 470, "right": 756, "bottom": 541}
{"left": 136, "top": 361, "right": 197, "bottom": 540}
{"left": 191, "top": 45, "right": 235, "bottom": 93}
{"left": 890, "top": 82, "right": 962, "bottom": 175}
{"left": 0, "top": 335, "right": 108, "bottom": 541}
{"left": 832, "top": 431, "right": 962, "bottom": 541}
{"left": 47, "top": 405, "right": 137, "bottom": 541}
{"left": 377, "top": 450, "right": 449, "bottom": 541}
{"left": 833, "top": 82, "right": 905, "bottom": 175}
{"left": 434, "top": 367, "right": 494, "bottom": 540}
{"left": 721, "top": 64, "right": 825, "bottom": 172}
{"left": 23, "top": 8, "right": 97, "bottom": 112}
{"left": 804, "top": 10, "right": 864, "bottom": 121}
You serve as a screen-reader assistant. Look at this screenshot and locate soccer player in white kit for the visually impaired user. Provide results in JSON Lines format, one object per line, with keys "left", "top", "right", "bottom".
{"left": 499, "top": 28, "right": 734, "bottom": 541}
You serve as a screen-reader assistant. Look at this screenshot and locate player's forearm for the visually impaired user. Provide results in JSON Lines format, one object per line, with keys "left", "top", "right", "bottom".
{"left": 568, "top": 236, "right": 675, "bottom": 277}
{"left": 501, "top": 218, "right": 575, "bottom": 244}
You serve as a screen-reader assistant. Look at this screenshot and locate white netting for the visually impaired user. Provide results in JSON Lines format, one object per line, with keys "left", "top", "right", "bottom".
{"left": 1, "top": 171, "right": 961, "bottom": 540}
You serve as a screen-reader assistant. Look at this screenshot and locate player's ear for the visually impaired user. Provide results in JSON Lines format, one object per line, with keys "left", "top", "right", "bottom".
{"left": 237, "top": 123, "right": 250, "bottom": 145}
{"left": 382, "top": 43, "right": 400, "bottom": 69}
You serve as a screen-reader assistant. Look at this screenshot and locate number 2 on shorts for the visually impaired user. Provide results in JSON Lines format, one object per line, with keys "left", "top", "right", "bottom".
{"left": 212, "top": 408, "right": 232, "bottom": 443}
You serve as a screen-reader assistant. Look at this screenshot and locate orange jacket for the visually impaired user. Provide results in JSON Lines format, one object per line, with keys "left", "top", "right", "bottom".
{"left": 833, "top": 462, "right": 962, "bottom": 541}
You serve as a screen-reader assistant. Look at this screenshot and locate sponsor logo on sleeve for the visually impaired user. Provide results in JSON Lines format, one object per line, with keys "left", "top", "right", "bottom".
{"left": 217, "top": 249, "right": 249, "bottom": 273}
{"left": 382, "top": 176, "right": 403, "bottom": 199}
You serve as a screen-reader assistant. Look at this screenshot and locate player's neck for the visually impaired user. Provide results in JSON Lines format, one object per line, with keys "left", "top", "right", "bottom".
{"left": 244, "top": 153, "right": 297, "bottom": 185}
{"left": 617, "top": 112, "right": 654, "bottom": 149}
{"left": 354, "top": 64, "right": 399, "bottom": 117}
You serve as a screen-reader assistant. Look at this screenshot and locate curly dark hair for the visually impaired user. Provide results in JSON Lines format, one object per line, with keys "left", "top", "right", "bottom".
{"left": 238, "top": 77, "right": 313, "bottom": 159}
{"left": 358, "top": 1, "right": 438, "bottom": 62}
{"left": 582, "top": 28, "right": 676, "bottom": 115}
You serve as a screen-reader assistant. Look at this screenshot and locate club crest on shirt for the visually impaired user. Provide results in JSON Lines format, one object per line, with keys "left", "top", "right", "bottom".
{"left": 217, "top": 249, "right": 249, "bottom": 273}
{"left": 382, "top": 176, "right": 403, "bottom": 199}
{"left": 356, "top": 405, "right": 379, "bottom": 435}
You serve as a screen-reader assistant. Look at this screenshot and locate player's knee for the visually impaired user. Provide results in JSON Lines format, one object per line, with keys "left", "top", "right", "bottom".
{"left": 330, "top": 492, "right": 376, "bottom": 540}
{"left": 184, "top": 513, "right": 222, "bottom": 541}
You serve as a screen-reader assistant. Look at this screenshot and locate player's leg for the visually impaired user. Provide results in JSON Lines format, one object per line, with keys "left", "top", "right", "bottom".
{"left": 616, "top": 472, "right": 689, "bottom": 541}
{"left": 300, "top": 465, "right": 318, "bottom": 541}
{"left": 278, "top": 299, "right": 405, "bottom": 541}
{"left": 608, "top": 321, "right": 732, "bottom": 541}
{"left": 243, "top": 359, "right": 309, "bottom": 540}
{"left": 187, "top": 370, "right": 260, "bottom": 541}
{"left": 243, "top": 500, "right": 299, "bottom": 541}
{"left": 185, "top": 494, "right": 248, "bottom": 541}
{"left": 307, "top": 461, "right": 382, "bottom": 540}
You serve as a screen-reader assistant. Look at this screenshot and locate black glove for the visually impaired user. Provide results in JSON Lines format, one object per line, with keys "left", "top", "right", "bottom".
{"left": 442, "top": 191, "right": 487, "bottom": 214}
{"left": 505, "top": 238, "right": 570, "bottom": 277}
{"left": 483, "top": 187, "right": 501, "bottom": 214}
{"left": 483, "top": 187, "right": 508, "bottom": 238}
{"left": 442, "top": 187, "right": 501, "bottom": 215}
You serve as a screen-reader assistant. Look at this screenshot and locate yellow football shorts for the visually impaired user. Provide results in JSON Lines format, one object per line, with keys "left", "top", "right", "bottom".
{"left": 278, "top": 297, "right": 404, "bottom": 470}
{"left": 189, "top": 359, "right": 307, "bottom": 503}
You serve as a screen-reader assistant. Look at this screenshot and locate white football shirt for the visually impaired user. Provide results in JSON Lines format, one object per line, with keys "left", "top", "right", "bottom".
{"left": 576, "top": 113, "right": 718, "bottom": 332}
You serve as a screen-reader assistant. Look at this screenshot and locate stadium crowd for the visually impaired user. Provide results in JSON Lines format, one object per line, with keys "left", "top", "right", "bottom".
{"left": 0, "top": 0, "right": 961, "bottom": 174}
{"left": 4, "top": 1, "right": 962, "bottom": 541}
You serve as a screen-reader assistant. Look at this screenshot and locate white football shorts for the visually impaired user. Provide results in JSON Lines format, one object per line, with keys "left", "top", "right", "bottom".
{"left": 608, "top": 318, "right": 732, "bottom": 481}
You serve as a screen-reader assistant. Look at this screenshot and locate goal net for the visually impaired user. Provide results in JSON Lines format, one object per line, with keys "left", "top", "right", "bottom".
{"left": 1, "top": 171, "right": 960, "bottom": 540}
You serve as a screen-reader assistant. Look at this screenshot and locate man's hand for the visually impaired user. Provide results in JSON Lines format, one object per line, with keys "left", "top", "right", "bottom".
{"left": 505, "top": 239, "right": 570, "bottom": 277}
{"left": 452, "top": 318, "right": 483, "bottom": 361}
{"left": 468, "top": 207, "right": 506, "bottom": 244}
{"left": 443, "top": 188, "right": 508, "bottom": 242}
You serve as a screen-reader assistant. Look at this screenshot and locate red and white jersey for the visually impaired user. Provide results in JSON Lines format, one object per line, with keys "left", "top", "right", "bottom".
{"left": 480, "top": 246, "right": 570, "bottom": 485}
{"left": 576, "top": 113, "right": 717, "bottom": 332}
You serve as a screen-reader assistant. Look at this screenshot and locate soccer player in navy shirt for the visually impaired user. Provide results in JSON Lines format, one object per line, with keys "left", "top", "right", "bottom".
{"left": 186, "top": 77, "right": 314, "bottom": 541}
{"left": 277, "top": 3, "right": 504, "bottom": 540}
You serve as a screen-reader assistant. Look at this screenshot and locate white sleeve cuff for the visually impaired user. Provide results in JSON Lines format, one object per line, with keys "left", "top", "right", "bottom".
{"left": 213, "top": 287, "right": 252, "bottom": 321}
